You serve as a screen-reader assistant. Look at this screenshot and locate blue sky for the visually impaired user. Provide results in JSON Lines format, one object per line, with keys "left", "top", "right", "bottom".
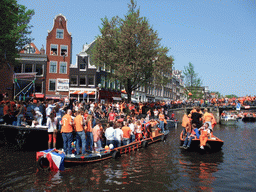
{"left": 18, "top": 0, "right": 256, "bottom": 97}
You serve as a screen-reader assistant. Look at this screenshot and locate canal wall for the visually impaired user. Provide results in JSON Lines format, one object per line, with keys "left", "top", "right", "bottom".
{"left": 169, "top": 107, "right": 220, "bottom": 124}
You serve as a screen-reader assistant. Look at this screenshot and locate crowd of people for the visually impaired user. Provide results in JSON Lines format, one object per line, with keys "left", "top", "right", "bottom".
{"left": 1, "top": 98, "right": 173, "bottom": 155}
{"left": 1, "top": 94, "right": 255, "bottom": 154}
{"left": 180, "top": 107, "right": 217, "bottom": 150}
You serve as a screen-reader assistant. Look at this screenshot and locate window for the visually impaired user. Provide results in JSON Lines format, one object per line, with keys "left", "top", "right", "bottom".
{"left": 60, "top": 45, "right": 68, "bottom": 56}
{"left": 25, "top": 64, "right": 33, "bottom": 73}
{"left": 70, "top": 75, "right": 78, "bottom": 86}
{"left": 88, "top": 75, "right": 95, "bottom": 86}
{"left": 50, "top": 44, "right": 58, "bottom": 55}
{"left": 14, "top": 64, "right": 22, "bottom": 73}
{"left": 80, "top": 76, "right": 86, "bottom": 86}
{"left": 24, "top": 45, "right": 35, "bottom": 54}
{"left": 35, "top": 82, "right": 42, "bottom": 93}
{"left": 49, "top": 79, "right": 56, "bottom": 91}
{"left": 56, "top": 29, "right": 64, "bottom": 39}
{"left": 59, "top": 62, "right": 67, "bottom": 74}
{"left": 35, "top": 64, "right": 43, "bottom": 76}
{"left": 101, "top": 75, "right": 105, "bottom": 88}
{"left": 49, "top": 61, "right": 57, "bottom": 73}
{"left": 80, "top": 57, "right": 87, "bottom": 70}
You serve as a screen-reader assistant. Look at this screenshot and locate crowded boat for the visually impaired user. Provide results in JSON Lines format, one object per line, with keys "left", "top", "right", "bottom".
{"left": 180, "top": 107, "right": 223, "bottom": 152}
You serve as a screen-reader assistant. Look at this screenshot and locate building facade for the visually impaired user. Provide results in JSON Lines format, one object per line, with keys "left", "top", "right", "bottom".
{"left": 14, "top": 43, "right": 47, "bottom": 99}
{"left": 45, "top": 14, "right": 72, "bottom": 99}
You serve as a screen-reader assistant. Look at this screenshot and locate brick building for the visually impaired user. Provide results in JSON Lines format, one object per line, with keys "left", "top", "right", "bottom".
{"left": 45, "top": 14, "right": 72, "bottom": 99}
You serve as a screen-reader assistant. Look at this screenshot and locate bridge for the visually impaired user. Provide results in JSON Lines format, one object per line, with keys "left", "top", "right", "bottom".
{"left": 169, "top": 106, "right": 256, "bottom": 124}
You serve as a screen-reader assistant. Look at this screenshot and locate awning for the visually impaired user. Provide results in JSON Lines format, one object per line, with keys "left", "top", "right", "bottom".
{"left": 88, "top": 91, "right": 95, "bottom": 95}
{"left": 70, "top": 90, "right": 80, "bottom": 94}
{"left": 113, "top": 97, "right": 122, "bottom": 101}
{"left": 70, "top": 90, "right": 95, "bottom": 95}
{"left": 35, "top": 93, "right": 44, "bottom": 98}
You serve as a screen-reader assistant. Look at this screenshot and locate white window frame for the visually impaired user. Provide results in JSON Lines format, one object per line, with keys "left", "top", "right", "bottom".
{"left": 60, "top": 45, "right": 68, "bottom": 57}
{"left": 79, "top": 76, "right": 86, "bottom": 86}
{"left": 48, "top": 79, "right": 56, "bottom": 91}
{"left": 59, "top": 62, "right": 67, "bottom": 74}
{"left": 56, "top": 29, "right": 64, "bottom": 39}
{"left": 49, "top": 61, "right": 57, "bottom": 73}
{"left": 79, "top": 60, "right": 87, "bottom": 71}
{"left": 50, "top": 44, "right": 58, "bottom": 56}
{"left": 70, "top": 75, "right": 78, "bottom": 86}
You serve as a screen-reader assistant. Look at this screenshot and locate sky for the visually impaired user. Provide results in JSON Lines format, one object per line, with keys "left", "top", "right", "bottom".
{"left": 18, "top": 0, "right": 256, "bottom": 97}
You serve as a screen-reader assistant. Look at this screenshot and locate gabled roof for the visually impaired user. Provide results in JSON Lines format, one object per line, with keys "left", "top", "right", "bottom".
{"left": 19, "top": 43, "right": 40, "bottom": 54}
{"left": 47, "top": 13, "right": 72, "bottom": 35}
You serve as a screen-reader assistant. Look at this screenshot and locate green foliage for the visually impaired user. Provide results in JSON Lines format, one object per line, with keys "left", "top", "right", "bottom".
{"left": 225, "top": 94, "right": 238, "bottom": 98}
{"left": 183, "top": 62, "right": 202, "bottom": 87}
{"left": 91, "top": 0, "right": 173, "bottom": 101}
{"left": 0, "top": 0, "right": 34, "bottom": 67}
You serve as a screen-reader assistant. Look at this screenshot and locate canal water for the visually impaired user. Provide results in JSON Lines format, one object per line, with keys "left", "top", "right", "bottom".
{"left": 1, "top": 120, "right": 256, "bottom": 191}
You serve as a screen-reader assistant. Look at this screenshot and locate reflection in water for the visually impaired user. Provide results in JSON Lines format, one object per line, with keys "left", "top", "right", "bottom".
{"left": 1, "top": 123, "right": 256, "bottom": 191}
{"left": 179, "top": 150, "right": 224, "bottom": 192}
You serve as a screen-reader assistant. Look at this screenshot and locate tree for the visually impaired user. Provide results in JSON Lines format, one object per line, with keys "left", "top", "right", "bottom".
{"left": 225, "top": 94, "right": 238, "bottom": 99}
{"left": 183, "top": 62, "right": 203, "bottom": 99}
{"left": 0, "top": 0, "right": 34, "bottom": 68}
{"left": 91, "top": 0, "right": 173, "bottom": 102}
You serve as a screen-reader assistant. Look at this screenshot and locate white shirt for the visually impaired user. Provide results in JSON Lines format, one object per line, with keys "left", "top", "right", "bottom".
{"left": 129, "top": 123, "right": 135, "bottom": 135}
{"left": 46, "top": 117, "right": 57, "bottom": 133}
{"left": 136, "top": 125, "right": 142, "bottom": 134}
{"left": 105, "top": 127, "right": 115, "bottom": 141}
{"left": 114, "top": 128, "right": 123, "bottom": 141}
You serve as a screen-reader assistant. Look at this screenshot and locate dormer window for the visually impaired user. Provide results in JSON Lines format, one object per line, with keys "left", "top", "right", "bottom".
{"left": 24, "top": 45, "right": 35, "bottom": 54}
{"left": 56, "top": 29, "right": 64, "bottom": 39}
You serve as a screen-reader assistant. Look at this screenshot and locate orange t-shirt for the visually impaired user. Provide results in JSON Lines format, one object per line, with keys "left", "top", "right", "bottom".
{"left": 122, "top": 126, "right": 131, "bottom": 139}
{"left": 203, "top": 112, "right": 213, "bottom": 122}
{"left": 86, "top": 121, "right": 92, "bottom": 132}
{"left": 159, "top": 114, "right": 165, "bottom": 121}
{"left": 3, "top": 105, "right": 9, "bottom": 115}
{"left": 61, "top": 114, "right": 73, "bottom": 133}
{"left": 74, "top": 114, "right": 84, "bottom": 132}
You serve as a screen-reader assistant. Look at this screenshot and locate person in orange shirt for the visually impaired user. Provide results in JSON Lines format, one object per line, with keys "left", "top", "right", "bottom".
{"left": 3, "top": 102, "right": 11, "bottom": 125}
{"left": 61, "top": 109, "right": 73, "bottom": 155}
{"left": 74, "top": 109, "right": 86, "bottom": 155}
{"left": 122, "top": 121, "right": 131, "bottom": 145}
{"left": 198, "top": 123, "right": 211, "bottom": 149}
{"left": 202, "top": 108, "right": 214, "bottom": 131}
{"left": 85, "top": 115, "right": 93, "bottom": 152}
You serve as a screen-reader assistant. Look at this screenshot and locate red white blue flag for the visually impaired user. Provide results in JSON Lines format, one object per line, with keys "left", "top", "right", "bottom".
{"left": 36, "top": 149, "right": 65, "bottom": 171}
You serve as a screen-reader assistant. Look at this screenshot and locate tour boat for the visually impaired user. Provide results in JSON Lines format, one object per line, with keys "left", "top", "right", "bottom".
{"left": 220, "top": 114, "right": 238, "bottom": 125}
{"left": 36, "top": 129, "right": 169, "bottom": 171}
{"left": 179, "top": 131, "right": 224, "bottom": 152}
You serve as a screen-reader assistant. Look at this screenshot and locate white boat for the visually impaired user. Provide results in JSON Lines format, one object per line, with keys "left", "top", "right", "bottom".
{"left": 220, "top": 113, "right": 238, "bottom": 125}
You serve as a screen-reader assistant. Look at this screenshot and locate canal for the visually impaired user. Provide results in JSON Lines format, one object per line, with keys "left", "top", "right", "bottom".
{"left": 1, "top": 120, "right": 255, "bottom": 191}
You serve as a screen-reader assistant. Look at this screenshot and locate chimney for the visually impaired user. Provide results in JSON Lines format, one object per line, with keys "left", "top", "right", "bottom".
{"left": 40, "top": 44, "right": 45, "bottom": 55}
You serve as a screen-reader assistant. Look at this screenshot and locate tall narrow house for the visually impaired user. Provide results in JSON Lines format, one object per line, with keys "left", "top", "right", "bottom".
{"left": 45, "top": 14, "right": 72, "bottom": 99}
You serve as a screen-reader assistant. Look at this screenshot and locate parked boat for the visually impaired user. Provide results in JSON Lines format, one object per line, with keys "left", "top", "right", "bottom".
{"left": 220, "top": 114, "right": 238, "bottom": 125}
{"left": 180, "top": 131, "right": 224, "bottom": 152}
{"left": 36, "top": 129, "right": 169, "bottom": 171}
